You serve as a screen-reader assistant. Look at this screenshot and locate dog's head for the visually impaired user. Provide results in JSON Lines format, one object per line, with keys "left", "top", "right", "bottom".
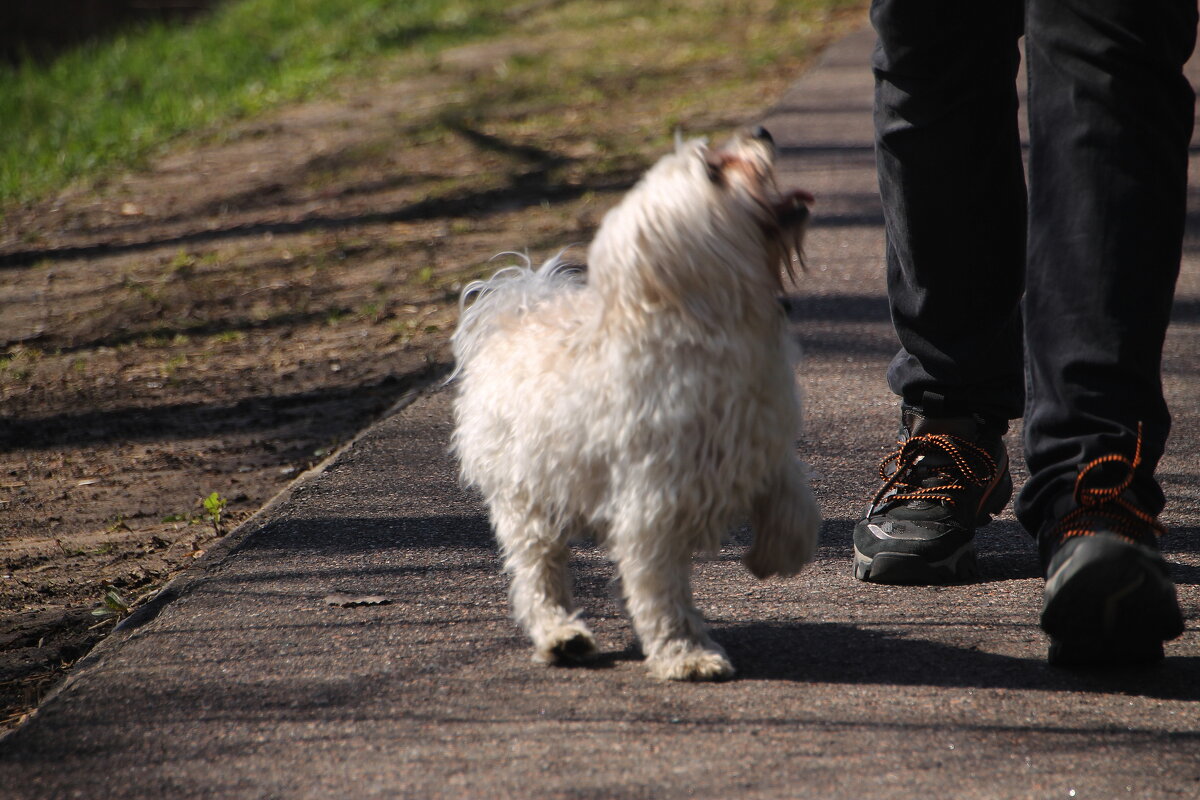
{"left": 701, "top": 127, "right": 813, "bottom": 285}
{"left": 588, "top": 128, "right": 812, "bottom": 318}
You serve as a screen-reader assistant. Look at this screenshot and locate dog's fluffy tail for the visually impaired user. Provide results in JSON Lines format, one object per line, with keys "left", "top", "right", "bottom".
{"left": 449, "top": 251, "right": 585, "bottom": 380}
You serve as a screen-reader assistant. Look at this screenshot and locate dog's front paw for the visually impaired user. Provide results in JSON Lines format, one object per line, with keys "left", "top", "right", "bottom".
{"left": 746, "top": 463, "right": 822, "bottom": 578}
{"left": 533, "top": 621, "right": 598, "bottom": 666}
{"left": 647, "top": 643, "right": 735, "bottom": 682}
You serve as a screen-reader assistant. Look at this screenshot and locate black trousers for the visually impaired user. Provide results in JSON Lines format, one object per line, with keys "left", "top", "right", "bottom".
{"left": 872, "top": 0, "right": 1198, "bottom": 534}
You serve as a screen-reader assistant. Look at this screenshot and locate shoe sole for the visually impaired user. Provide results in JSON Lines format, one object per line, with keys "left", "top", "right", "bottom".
{"left": 853, "top": 541, "right": 979, "bottom": 584}
{"left": 1041, "top": 534, "right": 1184, "bottom": 668}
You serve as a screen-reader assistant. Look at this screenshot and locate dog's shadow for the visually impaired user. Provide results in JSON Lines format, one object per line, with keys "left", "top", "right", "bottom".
{"left": 564, "top": 644, "right": 644, "bottom": 671}
{"left": 717, "top": 620, "right": 1200, "bottom": 700}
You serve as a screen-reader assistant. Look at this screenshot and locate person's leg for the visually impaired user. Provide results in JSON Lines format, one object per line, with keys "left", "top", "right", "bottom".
{"left": 875, "top": 1, "right": 1027, "bottom": 422}
{"left": 856, "top": 0, "right": 1025, "bottom": 584}
{"left": 1021, "top": 0, "right": 1197, "bottom": 663}
{"left": 1019, "top": 0, "right": 1197, "bottom": 528}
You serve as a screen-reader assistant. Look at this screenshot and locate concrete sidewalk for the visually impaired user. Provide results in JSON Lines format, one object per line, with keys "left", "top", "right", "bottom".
{"left": 4, "top": 24, "right": 1200, "bottom": 800}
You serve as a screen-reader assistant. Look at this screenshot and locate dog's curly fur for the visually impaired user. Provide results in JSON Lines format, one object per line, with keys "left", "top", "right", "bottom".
{"left": 450, "top": 132, "right": 821, "bottom": 681}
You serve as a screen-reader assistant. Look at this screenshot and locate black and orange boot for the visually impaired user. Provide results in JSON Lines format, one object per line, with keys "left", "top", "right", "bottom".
{"left": 1039, "top": 427, "right": 1184, "bottom": 666}
{"left": 853, "top": 407, "right": 1012, "bottom": 584}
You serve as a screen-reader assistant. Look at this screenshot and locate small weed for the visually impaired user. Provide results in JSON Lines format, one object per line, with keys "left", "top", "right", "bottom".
{"left": 169, "top": 249, "right": 198, "bottom": 272}
{"left": 140, "top": 333, "right": 173, "bottom": 348}
{"left": 53, "top": 539, "right": 86, "bottom": 558}
{"left": 389, "top": 319, "right": 420, "bottom": 346}
{"left": 213, "top": 330, "right": 245, "bottom": 344}
{"left": 90, "top": 586, "right": 132, "bottom": 623}
{"left": 0, "top": 348, "right": 40, "bottom": 382}
{"left": 106, "top": 516, "right": 132, "bottom": 534}
{"left": 1, "top": 365, "right": 31, "bottom": 382}
{"left": 159, "top": 354, "right": 188, "bottom": 379}
{"left": 357, "top": 302, "right": 384, "bottom": 322}
{"left": 201, "top": 491, "right": 228, "bottom": 536}
{"left": 313, "top": 444, "right": 335, "bottom": 459}
{"left": 121, "top": 275, "right": 161, "bottom": 304}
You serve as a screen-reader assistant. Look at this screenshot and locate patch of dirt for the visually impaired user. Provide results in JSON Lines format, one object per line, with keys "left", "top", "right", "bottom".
{"left": 0, "top": 5, "right": 864, "bottom": 727}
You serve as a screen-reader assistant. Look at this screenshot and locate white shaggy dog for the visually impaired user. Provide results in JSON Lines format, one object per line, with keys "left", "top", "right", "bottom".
{"left": 450, "top": 129, "right": 821, "bottom": 681}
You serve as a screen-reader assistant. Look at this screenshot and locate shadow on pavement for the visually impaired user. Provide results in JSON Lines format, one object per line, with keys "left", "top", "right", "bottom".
{"left": 721, "top": 620, "right": 1200, "bottom": 702}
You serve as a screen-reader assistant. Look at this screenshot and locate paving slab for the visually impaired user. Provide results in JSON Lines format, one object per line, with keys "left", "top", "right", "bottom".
{"left": 3, "top": 22, "right": 1200, "bottom": 800}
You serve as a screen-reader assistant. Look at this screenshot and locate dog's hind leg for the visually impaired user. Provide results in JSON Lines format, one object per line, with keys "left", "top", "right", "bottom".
{"left": 494, "top": 507, "right": 597, "bottom": 665}
{"left": 612, "top": 535, "right": 734, "bottom": 682}
{"left": 744, "top": 458, "right": 822, "bottom": 579}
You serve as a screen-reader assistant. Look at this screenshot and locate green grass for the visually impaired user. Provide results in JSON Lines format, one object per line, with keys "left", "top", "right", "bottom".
{"left": 1, "top": 0, "right": 864, "bottom": 208}
{"left": 1, "top": 0, "right": 513, "bottom": 205}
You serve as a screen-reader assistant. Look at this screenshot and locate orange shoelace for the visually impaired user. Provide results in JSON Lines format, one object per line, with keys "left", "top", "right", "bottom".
{"left": 1046, "top": 423, "right": 1165, "bottom": 545}
{"left": 870, "top": 433, "right": 1000, "bottom": 513}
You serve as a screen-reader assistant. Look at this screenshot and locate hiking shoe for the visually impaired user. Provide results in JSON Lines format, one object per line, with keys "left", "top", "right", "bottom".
{"left": 1039, "top": 428, "right": 1184, "bottom": 667}
{"left": 853, "top": 407, "right": 1012, "bottom": 584}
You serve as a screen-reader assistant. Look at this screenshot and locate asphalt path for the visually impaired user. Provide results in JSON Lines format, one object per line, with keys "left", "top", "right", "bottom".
{"left": 4, "top": 24, "right": 1200, "bottom": 800}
